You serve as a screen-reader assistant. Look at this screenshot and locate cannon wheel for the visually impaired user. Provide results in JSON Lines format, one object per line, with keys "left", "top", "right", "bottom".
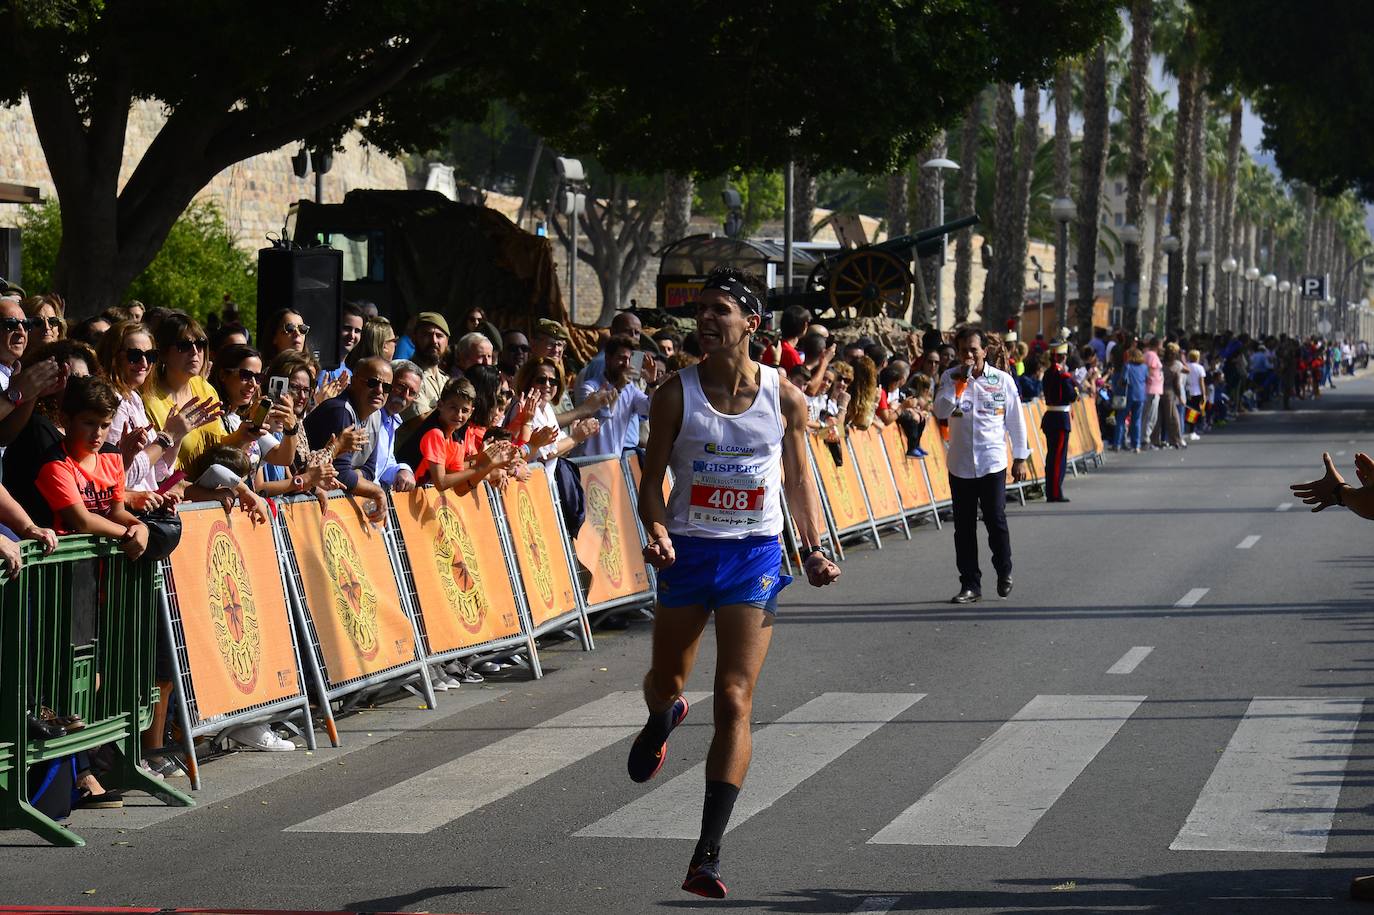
{"left": 826, "top": 248, "right": 913, "bottom": 319}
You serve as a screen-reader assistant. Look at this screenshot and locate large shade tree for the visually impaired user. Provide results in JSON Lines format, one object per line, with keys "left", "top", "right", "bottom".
{"left": 0, "top": 0, "right": 1117, "bottom": 316}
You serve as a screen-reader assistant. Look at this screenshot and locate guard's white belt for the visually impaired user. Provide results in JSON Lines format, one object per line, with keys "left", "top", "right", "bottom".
{"left": 1046, "top": 404, "right": 1072, "bottom": 412}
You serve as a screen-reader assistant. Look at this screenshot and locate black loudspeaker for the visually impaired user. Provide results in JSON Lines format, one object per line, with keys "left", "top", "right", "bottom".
{"left": 0, "top": 228, "right": 20, "bottom": 287}
{"left": 256, "top": 246, "right": 343, "bottom": 366}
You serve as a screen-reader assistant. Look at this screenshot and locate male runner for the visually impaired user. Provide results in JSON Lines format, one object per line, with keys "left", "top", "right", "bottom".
{"left": 634, "top": 266, "right": 841, "bottom": 898}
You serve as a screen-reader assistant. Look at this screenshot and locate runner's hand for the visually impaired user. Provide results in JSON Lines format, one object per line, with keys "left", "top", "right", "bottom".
{"left": 642, "top": 533, "right": 675, "bottom": 569}
{"left": 803, "top": 552, "right": 840, "bottom": 587}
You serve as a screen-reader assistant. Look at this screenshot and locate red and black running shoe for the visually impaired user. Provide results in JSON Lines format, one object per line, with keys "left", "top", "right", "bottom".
{"left": 682, "top": 848, "right": 727, "bottom": 899}
{"left": 626, "top": 695, "right": 689, "bottom": 783}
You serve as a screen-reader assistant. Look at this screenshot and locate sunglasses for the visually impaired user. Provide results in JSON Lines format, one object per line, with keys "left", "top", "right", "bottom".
{"left": 174, "top": 338, "right": 209, "bottom": 353}
{"left": 235, "top": 368, "right": 263, "bottom": 384}
{"left": 531, "top": 376, "right": 557, "bottom": 387}
{"left": 125, "top": 348, "right": 159, "bottom": 365}
{"left": 362, "top": 375, "right": 387, "bottom": 390}
{"left": 507, "top": 343, "right": 531, "bottom": 352}
{"left": 24, "top": 316, "right": 61, "bottom": 331}
{"left": 287, "top": 383, "right": 312, "bottom": 398}
{"left": 0, "top": 317, "right": 27, "bottom": 333}
{"left": 282, "top": 322, "right": 311, "bottom": 336}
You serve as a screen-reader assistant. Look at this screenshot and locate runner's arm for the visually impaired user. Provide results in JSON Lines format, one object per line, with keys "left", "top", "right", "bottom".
{"left": 638, "top": 374, "right": 682, "bottom": 543}
{"left": 778, "top": 379, "right": 825, "bottom": 550}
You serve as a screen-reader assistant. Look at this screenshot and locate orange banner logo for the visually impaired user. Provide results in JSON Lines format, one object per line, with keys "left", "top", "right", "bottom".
{"left": 322, "top": 510, "right": 380, "bottom": 661}
{"left": 206, "top": 521, "right": 261, "bottom": 694}
{"left": 433, "top": 502, "right": 487, "bottom": 634}
{"left": 585, "top": 478, "right": 625, "bottom": 588}
{"left": 515, "top": 488, "right": 556, "bottom": 607}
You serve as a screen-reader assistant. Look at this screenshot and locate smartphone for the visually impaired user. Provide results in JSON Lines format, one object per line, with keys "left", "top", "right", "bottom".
{"left": 267, "top": 375, "right": 288, "bottom": 400}
{"left": 629, "top": 350, "right": 646, "bottom": 380}
{"left": 249, "top": 397, "right": 272, "bottom": 429}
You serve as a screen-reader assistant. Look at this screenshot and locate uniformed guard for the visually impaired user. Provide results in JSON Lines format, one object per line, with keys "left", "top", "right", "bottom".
{"left": 933, "top": 326, "right": 1030, "bottom": 604}
{"left": 1040, "top": 339, "right": 1078, "bottom": 503}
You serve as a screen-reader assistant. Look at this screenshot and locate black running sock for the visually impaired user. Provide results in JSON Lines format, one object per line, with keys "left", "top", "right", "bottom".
{"left": 694, "top": 780, "right": 740, "bottom": 862}
{"left": 642, "top": 701, "right": 677, "bottom": 745}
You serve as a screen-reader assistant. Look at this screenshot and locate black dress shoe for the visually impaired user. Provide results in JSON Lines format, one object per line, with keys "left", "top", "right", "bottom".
{"left": 950, "top": 589, "right": 982, "bottom": 604}
{"left": 27, "top": 713, "right": 66, "bottom": 740}
{"left": 997, "top": 576, "right": 1014, "bottom": 598}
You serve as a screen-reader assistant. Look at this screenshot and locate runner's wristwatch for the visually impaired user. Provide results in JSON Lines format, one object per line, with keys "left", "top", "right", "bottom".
{"left": 802, "top": 545, "right": 834, "bottom": 562}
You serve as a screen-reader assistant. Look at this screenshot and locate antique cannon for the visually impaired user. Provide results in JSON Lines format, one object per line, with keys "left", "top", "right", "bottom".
{"left": 772, "top": 213, "right": 980, "bottom": 319}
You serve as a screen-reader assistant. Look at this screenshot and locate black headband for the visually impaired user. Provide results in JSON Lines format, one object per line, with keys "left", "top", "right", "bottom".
{"left": 701, "top": 275, "right": 764, "bottom": 316}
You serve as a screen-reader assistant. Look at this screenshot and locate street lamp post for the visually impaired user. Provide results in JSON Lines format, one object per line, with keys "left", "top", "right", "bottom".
{"left": 1197, "top": 248, "right": 1213, "bottom": 334}
{"left": 1030, "top": 255, "right": 1045, "bottom": 338}
{"left": 555, "top": 156, "right": 587, "bottom": 323}
{"left": 1119, "top": 223, "right": 1141, "bottom": 334}
{"left": 1262, "top": 273, "right": 1277, "bottom": 336}
{"left": 921, "top": 157, "right": 960, "bottom": 332}
{"left": 1220, "top": 256, "right": 1238, "bottom": 330}
{"left": 1244, "top": 267, "right": 1260, "bottom": 336}
{"left": 1162, "top": 234, "right": 1182, "bottom": 333}
{"left": 1278, "top": 280, "right": 1292, "bottom": 336}
{"left": 1051, "top": 197, "right": 1075, "bottom": 334}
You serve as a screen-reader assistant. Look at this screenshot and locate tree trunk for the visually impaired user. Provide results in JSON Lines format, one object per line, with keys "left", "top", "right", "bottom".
{"left": 1219, "top": 100, "right": 1242, "bottom": 328}
{"left": 1053, "top": 62, "right": 1073, "bottom": 328}
{"left": 914, "top": 130, "right": 948, "bottom": 325}
{"left": 1124, "top": 0, "right": 1153, "bottom": 335}
{"left": 886, "top": 170, "right": 909, "bottom": 238}
{"left": 1146, "top": 190, "right": 1168, "bottom": 332}
{"left": 1075, "top": 43, "right": 1109, "bottom": 343}
{"left": 662, "top": 172, "right": 695, "bottom": 246}
{"left": 793, "top": 166, "right": 817, "bottom": 242}
{"left": 1184, "top": 84, "right": 1207, "bottom": 329}
{"left": 985, "top": 84, "right": 1018, "bottom": 327}
{"left": 1010, "top": 84, "right": 1040, "bottom": 335}
{"left": 1302, "top": 186, "right": 1317, "bottom": 274}
{"left": 549, "top": 177, "right": 661, "bottom": 326}
{"left": 1166, "top": 34, "right": 1197, "bottom": 331}
{"left": 1207, "top": 168, "right": 1221, "bottom": 326}
{"left": 954, "top": 94, "right": 983, "bottom": 324}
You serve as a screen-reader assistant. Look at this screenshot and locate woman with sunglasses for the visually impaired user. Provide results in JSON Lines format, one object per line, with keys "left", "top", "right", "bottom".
{"left": 21, "top": 293, "right": 65, "bottom": 357}
{"left": 264, "top": 307, "right": 310, "bottom": 359}
{"left": 96, "top": 321, "right": 220, "bottom": 509}
{"left": 209, "top": 344, "right": 298, "bottom": 474}
{"left": 256, "top": 350, "right": 340, "bottom": 499}
{"left": 511, "top": 357, "right": 599, "bottom": 470}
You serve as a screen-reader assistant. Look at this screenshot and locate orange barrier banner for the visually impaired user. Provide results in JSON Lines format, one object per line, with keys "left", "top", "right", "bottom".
{"left": 624, "top": 450, "right": 673, "bottom": 506}
{"left": 809, "top": 432, "right": 870, "bottom": 531}
{"left": 850, "top": 427, "right": 902, "bottom": 520}
{"left": 879, "top": 423, "right": 933, "bottom": 512}
{"left": 168, "top": 506, "right": 302, "bottom": 721}
{"left": 280, "top": 496, "right": 415, "bottom": 683}
{"left": 1085, "top": 399, "right": 1105, "bottom": 454}
{"left": 392, "top": 485, "right": 523, "bottom": 652}
{"left": 1027, "top": 400, "right": 1049, "bottom": 471}
{"left": 573, "top": 457, "right": 651, "bottom": 607}
{"left": 501, "top": 464, "right": 581, "bottom": 627}
{"left": 918, "top": 421, "right": 953, "bottom": 503}
{"left": 1071, "top": 400, "right": 1094, "bottom": 460}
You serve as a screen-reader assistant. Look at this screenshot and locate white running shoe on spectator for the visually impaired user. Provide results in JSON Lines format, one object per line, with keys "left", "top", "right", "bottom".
{"left": 227, "top": 722, "right": 295, "bottom": 751}
{"left": 137, "top": 758, "right": 165, "bottom": 780}
{"left": 1189, "top": 432, "right": 1201, "bottom": 441}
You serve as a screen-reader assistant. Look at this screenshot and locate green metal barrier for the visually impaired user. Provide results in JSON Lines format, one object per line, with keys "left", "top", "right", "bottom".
{"left": 0, "top": 536, "right": 193, "bottom": 846}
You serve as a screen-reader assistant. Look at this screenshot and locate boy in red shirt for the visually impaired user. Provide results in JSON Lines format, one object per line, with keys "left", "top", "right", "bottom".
{"left": 36, "top": 375, "right": 148, "bottom": 560}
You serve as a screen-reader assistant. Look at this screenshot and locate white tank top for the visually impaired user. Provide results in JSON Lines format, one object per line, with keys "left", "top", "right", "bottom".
{"left": 667, "top": 364, "right": 786, "bottom": 539}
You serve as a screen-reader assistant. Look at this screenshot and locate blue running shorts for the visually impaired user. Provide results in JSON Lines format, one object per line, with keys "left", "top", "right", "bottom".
{"left": 656, "top": 535, "right": 793, "bottom": 614}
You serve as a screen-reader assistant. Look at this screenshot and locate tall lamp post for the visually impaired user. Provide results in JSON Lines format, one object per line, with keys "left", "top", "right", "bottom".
{"left": 1197, "top": 248, "right": 1213, "bottom": 334}
{"left": 921, "top": 156, "right": 960, "bottom": 332}
{"left": 1261, "top": 273, "right": 1277, "bottom": 335}
{"left": 1051, "top": 197, "right": 1075, "bottom": 334}
{"left": 1220, "top": 256, "right": 1237, "bottom": 330}
{"left": 1162, "top": 234, "right": 1182, "bottom": 333}
{"left": 1277, "top": 280, "right": 1292, "bottom": 335}
{"left": 1029, "top": 255, "right": 1045, "bottom": 338}
{"left": 1244, "top": 266, "right": 1260, "bottom": 336}
{"left": 1119, "top": 223, "right": 1141, "bottom": 334}
{"left": 554, "top": 156, "right": 587, "bottom": 323}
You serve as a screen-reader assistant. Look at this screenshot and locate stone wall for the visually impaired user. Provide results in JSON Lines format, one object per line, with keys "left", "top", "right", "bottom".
{"left": 0, "top": 98, "right": 408, "bottom": 250}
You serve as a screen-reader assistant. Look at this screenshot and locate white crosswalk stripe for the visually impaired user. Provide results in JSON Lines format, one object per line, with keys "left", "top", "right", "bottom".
{"left": 869, "top": 695, "right": 1145, "bottom": 847}
{"left": 577, "top": 692, "right": 923, "bottom": 839}
{"left": 286, "top": 690, "right": 710, "bottom": 834}
{"left": 1170, "top": 696, "right": 1364, "bottom": 853}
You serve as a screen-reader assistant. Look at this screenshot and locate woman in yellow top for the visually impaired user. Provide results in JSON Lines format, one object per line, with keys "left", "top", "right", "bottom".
{"left": 142, "top": 313, "right": 258, "bottom": 472}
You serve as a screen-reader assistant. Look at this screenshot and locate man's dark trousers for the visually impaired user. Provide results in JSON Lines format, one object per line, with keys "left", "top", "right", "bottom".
{"left": 1044, "top": 427, "right": 1070, "bottom": 499}
{"left": 949, "top": 471, "right": 1011, "bottom": 593}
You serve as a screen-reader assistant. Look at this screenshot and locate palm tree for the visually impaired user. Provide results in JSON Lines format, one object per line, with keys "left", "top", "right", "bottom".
{"left": 1217, "top": 97, "right": 1243, "bottom": 328}
{"left": 1053, "top": 62, "right": 1074, "bottom": 316}
{"left": 954, "top": 92, "right": 984, "bottom": 324}
{"left": 1009, "top": 83, "right": 1041, "bottom": 334}
{"left": 1185, "top": 83, "right": 1208, "bottom": 330}
{"left": 1124, "top": 0, "right": 1153, "bottom": 334}
{"left": 1144, "top": 107, "right": 1175, "bottom": 332}
{"left": 1075, "top": 42, "right": 1110, "bottom": 342}
{"left": 983, "top": 83, "right": 1018, "bottom": 326}
{"left": 1157, "top": 0, "right": 1198, "bottom": 331}
{"left": 915, "top": 130, "right": 947, "bottom": 324}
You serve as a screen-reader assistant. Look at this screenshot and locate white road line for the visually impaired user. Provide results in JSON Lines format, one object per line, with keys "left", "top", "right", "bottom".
{"left": 1236, "top": 535, "right": 1261, "bottom": 550}
{"left": 577, "top": 692, "right": 923, "bottom": 839}
{"left": 854, "top": 897, "right": 900, "bottom": 913}
{"left": 869, "top": 695, "right": 1145, "bottom": 847}
{"left": 1107, "top": 647, "right": 1154, "bottom": 675}
{"left": 287, "top": 690, "right": 710, "bottom": 834}
{"left": 1175, "top": 588, "right": 1210, "bottom": 608}
{"left": 1276, "top": 502, "right": 1293, "bottom": 511}
{"left": 1171, "top": 697, "right": 1364, "bottom": 853}
{"left": 1337, "top": 451, "right": 1348, "bottom": 456}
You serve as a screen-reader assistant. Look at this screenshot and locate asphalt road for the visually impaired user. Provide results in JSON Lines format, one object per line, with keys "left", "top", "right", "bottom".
{"left": 8, "top": 374, "right": 1374, "bottom": 915}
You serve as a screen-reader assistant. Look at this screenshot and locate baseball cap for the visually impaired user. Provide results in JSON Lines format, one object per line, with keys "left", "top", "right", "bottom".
{"left": 415, "top": 311, "right": 450, "bottom": 336}
{"left": 535, "top": 318, "right": 570, "bottom": 342}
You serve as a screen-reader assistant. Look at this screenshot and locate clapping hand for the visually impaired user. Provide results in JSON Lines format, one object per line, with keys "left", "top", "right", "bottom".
{"left": 319, "top": 371, "right": 349, "bottom": 402}
{"left": 164, "top": 396, "right": 222, "bottom": 441}
{"left": 570, "top": 417, "right": 599, "bottom": 443}
{"left": 119, "top": 420, "right": 154, "bottom": 466}
{"left": 527, "top": 425, "right": 559, "bottom": 451}
{"left": 1290, "top": 452, "right": 1346, "bottom": 511}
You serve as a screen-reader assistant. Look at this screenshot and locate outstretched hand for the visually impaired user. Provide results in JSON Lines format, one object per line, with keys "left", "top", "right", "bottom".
{"left": 1290, "top": 451, "right": 1345, "bottom": 511}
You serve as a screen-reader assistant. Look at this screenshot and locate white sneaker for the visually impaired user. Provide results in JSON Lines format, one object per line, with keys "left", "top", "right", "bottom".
{"left": 227, "top": 722, "right": 296, "bottom": 751}
{"left": 429, "top": 666, "right": 454, "bottom": 690}
{"left": 1189, "top": 432, "right": 1200, "bottom": 440}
